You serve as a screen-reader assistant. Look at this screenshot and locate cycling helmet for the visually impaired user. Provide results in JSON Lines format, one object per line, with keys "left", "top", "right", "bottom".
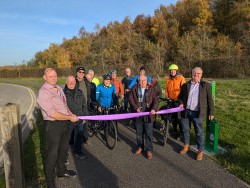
{"left": 168, "top": 64, "right": 178, "bottom": 70}
{"left": 103, "top": 73, "right": 112, "bottom": 80}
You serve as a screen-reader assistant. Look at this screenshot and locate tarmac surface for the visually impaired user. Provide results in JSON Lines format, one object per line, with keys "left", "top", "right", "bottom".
{"left": 57, "top": 119, "right": 249, "bottom": 188}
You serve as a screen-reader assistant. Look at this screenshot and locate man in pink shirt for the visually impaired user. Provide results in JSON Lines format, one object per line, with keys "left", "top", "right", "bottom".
{"left": 37, "top": 68, "right": 78, "bottom": 188}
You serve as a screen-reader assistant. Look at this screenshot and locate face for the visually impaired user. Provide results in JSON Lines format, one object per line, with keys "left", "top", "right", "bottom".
{"left": 89, "top": 72, "right": 94, "bottom": 79}
{"left": 192, "top": 68, "right": 203, "bottom": 82}
{"left": 86, "top": 74, "right": 92, "bottom": 82}
{"left": 140, "top": 69, "right": 146, "bottom": 74}
{"left": 66, "top": 76, "right": 76, "bottom": 89}
{"left": 151, "top": 77, "right": 157, "bottom": 83}
{"left": 111, "top": 73, "right": 116, "bottom": 79}
{"left": 43, "top": 69, "right": 57, "bottom": 86}
{"left": 138, "top": 75, "right": 147, "bottom": 88}
{"left": 170, "top": 70, "right": 177, "bottom": 76}
{"left": 125, "top": 69, "right": 131, "bottom": 76}
{"left": 76, "top": 69, "right": 85, "bottom": 79}
{"left": 103, "top": 79, "right": 111, "bottom": 87}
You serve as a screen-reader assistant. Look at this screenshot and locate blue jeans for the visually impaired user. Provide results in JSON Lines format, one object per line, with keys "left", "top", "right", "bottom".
{"left": 135, "top": 118, "right": 153, "bottom": 151}
{"left": 181, "top": 110, "right": 204, "bottom": 151}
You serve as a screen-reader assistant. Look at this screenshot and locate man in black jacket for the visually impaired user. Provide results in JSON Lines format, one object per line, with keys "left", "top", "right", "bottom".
{"left": 178, "top": 67, "right": 214, "bottom": 161}
{"left": 64, "top": 75, "right": 89, "bottom": 159}
{"left": 75, "top": 66, "right": 92, "bottom": 145}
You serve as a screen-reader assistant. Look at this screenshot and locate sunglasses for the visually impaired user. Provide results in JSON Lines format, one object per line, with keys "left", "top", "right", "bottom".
{"left": 78, "top": 71, "right": 85, "bottom": 73}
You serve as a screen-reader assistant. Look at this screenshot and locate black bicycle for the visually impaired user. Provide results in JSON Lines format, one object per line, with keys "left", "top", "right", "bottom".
{"left": 158, "top": 97, "right": 173, "bottom": 146}
{"left": 88, "top": 106, "right": 118, "bottom": 149}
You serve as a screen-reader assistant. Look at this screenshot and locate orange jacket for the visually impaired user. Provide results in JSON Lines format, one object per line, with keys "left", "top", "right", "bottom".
{"left": 111, "top": 78, "right": 124, "bottom": 96}
{"left": 165, "top": 74, "right": 186, "bottom": 101}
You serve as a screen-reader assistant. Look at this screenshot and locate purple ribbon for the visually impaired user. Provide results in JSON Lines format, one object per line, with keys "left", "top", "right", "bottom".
{"left": 78, "top": 107, "right": 184, "bottom": 121}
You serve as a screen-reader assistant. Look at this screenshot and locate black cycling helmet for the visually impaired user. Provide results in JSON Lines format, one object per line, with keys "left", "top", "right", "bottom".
{"left": 103, "top": 73, "right": 112, "bottom": 80}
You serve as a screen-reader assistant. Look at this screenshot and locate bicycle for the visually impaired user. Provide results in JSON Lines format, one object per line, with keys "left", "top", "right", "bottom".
{"left": 87, "top": 105, "right": 118, "bottom": 149}
{"left": 158, "top": 97, "right": 174, "bottom": 146}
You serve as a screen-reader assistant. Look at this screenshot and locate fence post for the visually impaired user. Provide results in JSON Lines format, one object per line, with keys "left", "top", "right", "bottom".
{"left": 0, "top": 103, "right": 25, "bottom": 188}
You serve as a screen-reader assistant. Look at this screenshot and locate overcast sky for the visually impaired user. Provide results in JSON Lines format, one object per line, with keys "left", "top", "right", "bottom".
{"left": 0, "top": 0, "right": 177, "bottom": 66}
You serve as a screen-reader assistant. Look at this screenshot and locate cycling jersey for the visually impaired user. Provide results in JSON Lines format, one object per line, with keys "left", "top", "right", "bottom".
{"left": 96, "top": 84, "right": 116, "bottom": 108}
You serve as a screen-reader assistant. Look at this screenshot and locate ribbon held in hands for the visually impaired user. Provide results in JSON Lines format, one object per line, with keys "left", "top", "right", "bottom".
{"left": 78, "top": 107, "right": 184, "bottom": 121}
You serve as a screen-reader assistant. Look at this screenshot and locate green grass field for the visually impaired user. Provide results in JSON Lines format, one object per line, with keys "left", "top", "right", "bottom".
{"left": 0, "top": 77, "right": 249, "bottom": 186}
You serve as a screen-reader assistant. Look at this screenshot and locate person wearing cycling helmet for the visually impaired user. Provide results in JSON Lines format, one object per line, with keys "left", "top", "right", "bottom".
{"left": 165, "top": 64, "right": 186, "bottom": 140}
{"left": 96, "top": 74, "right": 116, "bottom": 111}
{"left": 110, "top": 69, "right": 124, "bottom": 105}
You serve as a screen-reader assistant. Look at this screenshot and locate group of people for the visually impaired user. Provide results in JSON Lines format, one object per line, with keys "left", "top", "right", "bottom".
{"left": 37, "top": 65, "right": 214, "bottom": 188}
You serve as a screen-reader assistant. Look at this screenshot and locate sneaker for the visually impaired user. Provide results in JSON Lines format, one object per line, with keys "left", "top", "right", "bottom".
{"left": 74, "top": 152, "right": 86, "bottom": 160}
{"left": 180, "top": 144, "right": 190, "bottom": 155}
{"left": 196, "top": 151, "right": 203, "bottom": 161}
{"left": 57, "top": 170, "right": 77, "bottom": 179}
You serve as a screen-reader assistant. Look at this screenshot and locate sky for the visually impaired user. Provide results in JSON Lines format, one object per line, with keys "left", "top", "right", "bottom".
{"left": 0, "top": 0, "right": 177, "bottom": 66}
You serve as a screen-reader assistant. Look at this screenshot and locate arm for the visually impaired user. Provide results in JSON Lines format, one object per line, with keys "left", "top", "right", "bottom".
{"left": 50, "top": 112, "right": 78, "bottom": 122}
{"left": 206, "top": 83, "right": 214, "bottom": 120}
{"left": 119, "top": 80, "right": 124, "bottom": 97}
{"left": 165, "top": 78, "right": 169, "bottom": 97}
{"left": 129, "top": 87, "right": 140, "bottom": 112}
{"left": 128, "top": 75, "right": 138, "bottom": 89}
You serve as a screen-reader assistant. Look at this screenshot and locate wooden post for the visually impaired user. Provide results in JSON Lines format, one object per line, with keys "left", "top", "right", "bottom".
{"left": 0, "top": 103, "right": 25, "bottom": 188}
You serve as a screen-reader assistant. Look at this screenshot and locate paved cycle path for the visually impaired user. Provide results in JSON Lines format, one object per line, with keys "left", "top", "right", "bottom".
{"left": 58, "top": 120, "right": 249, "bottom": 188}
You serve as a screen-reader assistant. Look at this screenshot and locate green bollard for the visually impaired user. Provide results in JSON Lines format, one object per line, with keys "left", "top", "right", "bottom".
{"left": 205, "top": 81, "right": 220, "bottom": 152}
{"left": 205, "top": 119, "right": 220, "bottom": 152}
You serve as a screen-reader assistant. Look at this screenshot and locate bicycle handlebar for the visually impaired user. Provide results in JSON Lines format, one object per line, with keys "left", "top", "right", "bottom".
{"left": 158, "top": 97, "right": 173, "bottom": 103}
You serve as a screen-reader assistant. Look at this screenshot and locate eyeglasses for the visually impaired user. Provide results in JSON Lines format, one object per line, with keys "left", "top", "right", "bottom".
{"left": 78, "top": 71, "right": 85, "bottom": 73}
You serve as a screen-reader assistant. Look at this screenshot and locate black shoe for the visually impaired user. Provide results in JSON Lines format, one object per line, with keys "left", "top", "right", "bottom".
{"left": 47, "top": 182, "right": 57, "bottom": 188}
{"left": 57, "top": 170, "right": 77, "bottom": 179}
{"left": 74, "top": 152, "right": 86, "bottom": 160}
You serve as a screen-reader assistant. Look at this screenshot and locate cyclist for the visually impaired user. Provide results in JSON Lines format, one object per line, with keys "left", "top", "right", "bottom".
{"left": 128, "top": 66, "right": 151, "bottom": 89}
{"left": 110, "top": 69, "right": 124, "bottom": 109}
{"left": 88, "top": 69, "right": 101, "bottom": 87}
{"left": 96, "top": 73, "right": 116, "bottom": 111}
{"left": 121, "top": 67, "right": 134, "bottom": 112}
{"left": 165, "top": 64, "right": 186, "bottom": 140}
{"left": 96, "top": 73, "right": 121, "bottom": 141}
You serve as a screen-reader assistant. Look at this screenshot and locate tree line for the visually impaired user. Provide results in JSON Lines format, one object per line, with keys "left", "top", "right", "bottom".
{"left": 3, "top": 0, "right": 250, "bottom": 78}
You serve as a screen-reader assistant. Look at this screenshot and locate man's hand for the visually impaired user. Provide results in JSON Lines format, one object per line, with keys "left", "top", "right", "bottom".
{"left": 209, "top": 115, "right": 214, "bottom": 120}
{"left": 137, "top": 108, "right": 141, "bottom": 113}
{"left": 150, "top": 109, "right": 156, "bottom": 114}
{"left": 98, "top": 107, "right": 102, "bottom": 112}
{"left": 179, "top": 104, "right": 184, "bottom": 108}
{"left": 125, "top": 89, "right": 130, "bottom": 92}
{"left": 69, "top": 115, "right": 78, "bottom": 123}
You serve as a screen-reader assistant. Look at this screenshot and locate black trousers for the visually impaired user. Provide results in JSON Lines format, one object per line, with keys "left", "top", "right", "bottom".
{"left": 44, "top": 120, "right": 69, "bottom": 185}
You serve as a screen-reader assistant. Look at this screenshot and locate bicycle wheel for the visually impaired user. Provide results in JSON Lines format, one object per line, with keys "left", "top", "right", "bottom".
{"left": 163, "top": 118, "right": 170, "bottom": 146}
{"left": 104, "top": 120, "right": 117, "bottom": 149}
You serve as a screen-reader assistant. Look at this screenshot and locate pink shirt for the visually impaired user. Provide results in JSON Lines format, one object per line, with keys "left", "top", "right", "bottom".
{"left": 37, "top": 82, "right": 69, "bottom": 121}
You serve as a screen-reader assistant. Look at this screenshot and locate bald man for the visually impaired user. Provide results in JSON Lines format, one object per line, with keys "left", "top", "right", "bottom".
{"left": 37, "top": 68, "right": 78, "bottom": 188}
